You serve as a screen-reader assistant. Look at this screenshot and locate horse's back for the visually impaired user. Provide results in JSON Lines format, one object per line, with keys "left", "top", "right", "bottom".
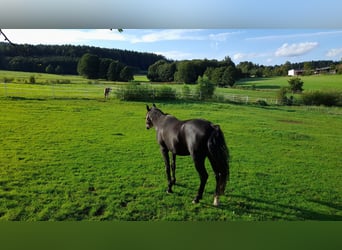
{"left": 157, "top": 117, "right": 211, "bottom": 155}
{"left": 181, "top": 119, "right": 215, "bottom": 154}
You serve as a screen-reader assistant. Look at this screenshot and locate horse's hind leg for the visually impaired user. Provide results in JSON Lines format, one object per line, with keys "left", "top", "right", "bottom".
{"left": 171, "top": 153, "right": 176, "bottom": 185}
{"left": 192, "top": 156, "right": 208, "bottom": 204}
{"left": 208, "top": 156, "right": 227, "bottom": 206}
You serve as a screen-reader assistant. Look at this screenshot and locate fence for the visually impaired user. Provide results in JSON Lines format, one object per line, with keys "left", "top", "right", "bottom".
{"left": 1, "top": 82, "right": 280, "bottom": 105}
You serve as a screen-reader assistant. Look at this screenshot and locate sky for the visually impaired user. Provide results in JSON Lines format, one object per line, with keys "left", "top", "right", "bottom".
{"left": 2, "top": 29, "right": 342, "bottom": 66}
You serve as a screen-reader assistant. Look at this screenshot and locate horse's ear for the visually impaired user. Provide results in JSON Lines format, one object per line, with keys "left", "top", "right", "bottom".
{"left": 146, "top": 104, "right": 151, "bottom": 111}
{"left": 153, "top": 103, "right": 157, "bottom": 108}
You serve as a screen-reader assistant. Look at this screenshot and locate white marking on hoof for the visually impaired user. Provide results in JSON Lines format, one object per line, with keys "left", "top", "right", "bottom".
{"left": 213, "top": 196, "right": 220, "bottom": 206}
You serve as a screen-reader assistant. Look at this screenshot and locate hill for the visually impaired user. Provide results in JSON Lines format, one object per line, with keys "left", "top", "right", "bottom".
{"left": 0, "top": 42, "right": 166, "bottom": 75}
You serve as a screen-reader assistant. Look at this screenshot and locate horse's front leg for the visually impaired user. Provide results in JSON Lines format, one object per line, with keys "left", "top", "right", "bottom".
{"left": 161, "top": 147, "right": 173, "bottom": 193}
{"left": 171, "top": 153, "right": 176, "bottom": 185}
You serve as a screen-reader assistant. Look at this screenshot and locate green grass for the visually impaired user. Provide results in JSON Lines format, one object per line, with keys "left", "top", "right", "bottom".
{"left": 0, "top": 97, "right": 341, "bottom": 221}
{"left": 0, "top": 71, "right": 341, "bottom": 221}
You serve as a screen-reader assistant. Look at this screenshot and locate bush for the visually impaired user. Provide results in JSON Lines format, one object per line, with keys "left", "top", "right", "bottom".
{"left": 154, "top": 86, "right": 176, "bottom": 100}
{"left": 115, "top": 84, "right": 154, "bottom": 101}
{"left": 301, "top": 90, "right": 342, "bottom": 106}
{"left": 181, "top": 85, "right": 191, "bottom": 99}
{"left": 256, "top": 99, "right": 268, "bottom": 106}
{"left": 276, "top": 87, "right": 288, "bottom": 105}
{"left": 29, "top": 76, "right": 36, "bottom": 84}
{"left": 196, "top": 75, "right": 215, "bottom": 100}
{"left": 288, "top": 77, "right": 304, "bottom": 93}
{"left": 115, "top": 85, "right": 178, "bottom": 101}
{"left": 276, "top": 87, "right": 294, "bottom": 105}
{"left": 3, "top": 77, "right": 14, "bottom": 83}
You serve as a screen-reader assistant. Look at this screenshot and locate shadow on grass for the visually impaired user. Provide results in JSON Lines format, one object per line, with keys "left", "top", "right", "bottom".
{"left": 172, "top": 180, "right": 341, "bottom": 221}
{"left": 216, "top": 195, "right": 342, "bottom": 221}
{"left": 5, "top": 96, "right": 97, "bottom": 101}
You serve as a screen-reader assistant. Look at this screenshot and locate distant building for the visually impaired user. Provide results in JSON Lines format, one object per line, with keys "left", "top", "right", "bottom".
{"left": 288, "top": 69, "right": 304, "bottom": 76}
{"left": 288, "top": 67, "right": 336, "bottom": 76}
{"left": 314, "top": 66, "right": 336, "bottom": 74}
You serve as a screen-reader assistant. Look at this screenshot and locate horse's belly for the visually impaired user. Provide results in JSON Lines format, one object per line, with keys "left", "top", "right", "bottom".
{"left": 173, "top": 143, "right": 190, "bottom": 156}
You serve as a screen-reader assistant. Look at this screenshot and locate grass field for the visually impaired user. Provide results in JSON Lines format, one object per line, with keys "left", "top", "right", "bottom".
{"left": 0, "top": 71, "right": 341, "bottom": 221}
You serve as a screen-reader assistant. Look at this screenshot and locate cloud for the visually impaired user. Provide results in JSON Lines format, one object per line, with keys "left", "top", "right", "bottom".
{"left": 246, "top": 31, "right": 342, "bottom": 41}
{"left": 275, "top": 42, "right": 318, "bottom": 57}
{"left": 129, "top": 29, "right": 203, "bottom": 43}
{"left": 3, "top": 29, "right": 206, "bottom": 45}
{"left": 326, "top": 48, "right": 342, "bottom": 58}
{"left": 209, "top": 31, "right": 241, "bottom": 42}
{"left": 3, "top": 29, "right": 126, "bottom": 45}
{"left": 233, "top": 52, "right": 268, "bottom": 62}
{"left": 155, "top": 50, "right": 193, "bottom": 60}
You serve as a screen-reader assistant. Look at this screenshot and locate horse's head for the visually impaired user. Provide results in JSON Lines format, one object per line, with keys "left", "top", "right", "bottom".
{"left": 146, "top": 103, "right": 162, "bottom": 129}
{"left": 145, "top": 109, "right": 153, "bottom": 130}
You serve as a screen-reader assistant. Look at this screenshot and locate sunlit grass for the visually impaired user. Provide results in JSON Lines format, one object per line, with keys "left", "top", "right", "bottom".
{"left": 0, "top": 97, "right": 341, "bottom": 221}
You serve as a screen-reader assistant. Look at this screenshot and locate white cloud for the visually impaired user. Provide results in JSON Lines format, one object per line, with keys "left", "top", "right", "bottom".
{"left": 155, "top": 50, "right": 193, "bottom": 60}
{"left": 275, "top": 42, "right": 318, "bottom": 57}
{"left": 326, "top": 48, "right": 342, "bottom": 58}
{"left": 233, "top": 53, "right": 248, "bottom": 61}
{"left": 246, "top": 31, "right": 342, "bottom": 41}
{"left": 130, "top": 29, "right": 203, "bottom": 43}
{"left": 209, "top": 31, "right": 241, "bottom": 42}
{"left": 3, "top": 29, "right": 126, "bottom": 45}
{"left": 233, "top": 52, "right": 268, "bottom": 62}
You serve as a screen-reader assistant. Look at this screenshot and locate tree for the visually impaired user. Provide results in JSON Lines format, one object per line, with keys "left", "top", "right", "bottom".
{"left": 45, "top": 64, "right": 54, "bottom": 74}
{"left": 174, "top": 61, "right": 197, "bottom": 84}
{"left": 303, "top": 61, "right": 313, "bottom": 75}
{"left": 222, "top": 66, "right": 236, "bottom": 87}
{"left": 281, "top": 61, "right": 292, "bottom": 76}
{"left": 120, "top": 66, "right": 134, "bottom": 82}
{"left": 237, "top": 61, "right": 254, "bottom": 78}
{"left": 77, "top": 53, "right": 99, "bottom": 79}
{"left": 147, "top": 60, "right": 175, "bottom": 82}
{"left": 288, "top": 77, "right": 304, "bottom": 93}
{"left": 107, "top": 60, "right": 124, "bottom": 81}
{"left": 209, "top": 67, "right": 225, "bottom": 86}
{"left": 55, "top": 65, "right": 63, "bottom": 74}
{"left": 158, "top": 62, "right": 176, "bottom": 82}
{"left": 98, "top": 58, "right": 113, "bottom": 79}
{"left": 196, "top": 75, "right": 215, "bottom": 100}
{"left": 205, "top": 65, "right": 239, "bottom": 87}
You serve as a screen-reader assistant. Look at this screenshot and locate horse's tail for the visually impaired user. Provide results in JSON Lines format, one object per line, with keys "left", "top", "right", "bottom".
{"left": 207, "top": 125, "right": 230, "bottom": 195}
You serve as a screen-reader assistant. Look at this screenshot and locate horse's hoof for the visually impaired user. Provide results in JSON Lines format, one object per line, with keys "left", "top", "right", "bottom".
{"left": 213, "top": 196, "right": 220, "bottom": 206}
{"left": 192, "top": 199, "right": 199, "bottom": 204}
{"left": 166, "top": 189, "right": 173, "bottom": 194}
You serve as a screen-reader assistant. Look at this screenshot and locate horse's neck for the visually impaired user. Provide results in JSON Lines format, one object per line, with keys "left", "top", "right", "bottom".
{"left": 154, "top": 114, "right": 176, "bottom": 129}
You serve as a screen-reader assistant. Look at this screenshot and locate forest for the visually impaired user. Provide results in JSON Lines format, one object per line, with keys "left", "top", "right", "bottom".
{"left": 0, "top": 42, "right": 165, "bottom": 75}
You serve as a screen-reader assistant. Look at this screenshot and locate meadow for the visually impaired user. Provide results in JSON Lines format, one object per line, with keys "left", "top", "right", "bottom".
{"left": 0, "top": 71, "right": 341, "bottom": 221}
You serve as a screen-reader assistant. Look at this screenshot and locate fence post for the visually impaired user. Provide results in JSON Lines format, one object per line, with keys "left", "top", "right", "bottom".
{"left": 246, "top": 96, "right": 249, "bottom": 104}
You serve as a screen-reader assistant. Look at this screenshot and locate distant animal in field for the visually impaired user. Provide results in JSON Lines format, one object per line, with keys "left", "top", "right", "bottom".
{"left": 145, "top": 104, "right": 230, "bottom": 206}
{"left": 104, "top": 87, "right": 112, "bottom": 99}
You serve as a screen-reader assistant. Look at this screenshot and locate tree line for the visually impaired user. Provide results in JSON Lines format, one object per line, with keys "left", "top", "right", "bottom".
{"left": 1, "top": 42, "right": 341, "bottom": 83}
{"left": 147, "top": 58, "right": 342, "bottom": 87}
{"left": 77, "top": 53, "right": 134, "bottom": 81}
{"left": 147, "top": 57, "right": 241, "bottom": 87}
{"left": 0, "top": 42, "right": 165, "bottom": 75}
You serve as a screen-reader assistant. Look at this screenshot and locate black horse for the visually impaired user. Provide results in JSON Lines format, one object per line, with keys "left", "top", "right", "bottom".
{"left": 146, "top": 104, "right": 230, "bottom": 206}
